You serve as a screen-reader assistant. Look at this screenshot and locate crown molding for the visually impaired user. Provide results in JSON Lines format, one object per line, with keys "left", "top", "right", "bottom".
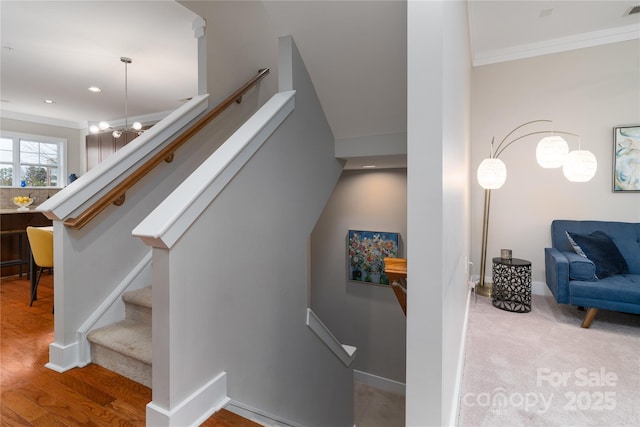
{"left": 0, "top": 108, "right": 173, "bottom": 131}
{"left": 473, "top": 24, "right": 640, "bottom": 67}
{"left": 0, "top": 109, "right": 87, "bottom": 130}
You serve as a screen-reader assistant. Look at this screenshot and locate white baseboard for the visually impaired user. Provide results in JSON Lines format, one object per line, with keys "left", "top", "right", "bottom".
{"left": 146, "top": 371, "right": 229, "bottom": 426}
{"left": 532, "top": 280, "right": 552, "bottom": 296}
{"left": 353, "top": 370, "right": 406, "bottom": 395}
{"left": 46, "top": 341, "right": 79, "bottom": 372}
{"left": 475, "top": 275, "right": 552, "bottom": 297}
{"left": 225, "top": 400, "right": 301, "bottom": 427}
{"left": 446, "top": 287, "right": 472, "bottom": 426}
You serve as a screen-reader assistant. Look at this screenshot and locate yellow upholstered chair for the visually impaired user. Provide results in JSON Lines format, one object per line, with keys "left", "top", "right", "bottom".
{"left": 26, "top": 226, "right": 53, "bottom": 307}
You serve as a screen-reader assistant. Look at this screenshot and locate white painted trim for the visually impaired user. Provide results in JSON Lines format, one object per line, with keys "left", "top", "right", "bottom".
{"left": 226, "top": 400, "right": 302, "bottom": 427}
{"left": 473, "top": 24, "right": 640, "bottom": 66}
{"left": 132, "top": 91, "right": 296, "bottom": 249}
{"left": 306, "top": 309, "right": 357, "bottom": 367}
{"left": 0, "top": 109, "right": 87, "bottom": 129}
{"left": 46, "top": 341, "right": 79, "bottom": 372}
{"left": 146, "top": 371, "right": 229, "bottom": 427}
{"left": 76, "top": 251, "right": 153, "bottom": 366}
{"left": 532, "top": 280, "right": 552, "bottom": 296}
{"left": 192, "top": 16, "right": 207, "bottom": 96}
{"left": 446, "top": 288, "right": 472, "bottom": 427}
{"left": 37, "top": 94, "right": 209, "bottom": 222}
{"left": 474, "top": 275, "right": 552, "bottom": 297}
{"left": 353, "top": 370, "right": 406, "bottom": 396}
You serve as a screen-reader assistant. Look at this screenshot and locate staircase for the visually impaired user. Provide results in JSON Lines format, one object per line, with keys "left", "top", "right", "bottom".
{"left": 87, "top": 287, "right": 152, "bottom": 387}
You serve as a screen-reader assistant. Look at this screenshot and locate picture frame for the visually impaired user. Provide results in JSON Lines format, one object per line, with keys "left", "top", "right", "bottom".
{"left": 613, "top": 125, "right": 640, "bottom": 192}
{"left": 347, "top": 230, "right": 399, "bottom": 285}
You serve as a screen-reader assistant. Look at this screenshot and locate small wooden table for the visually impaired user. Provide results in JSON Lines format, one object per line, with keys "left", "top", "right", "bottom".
{"left": 384, "top": 257, "right": 407, "bottom": 316}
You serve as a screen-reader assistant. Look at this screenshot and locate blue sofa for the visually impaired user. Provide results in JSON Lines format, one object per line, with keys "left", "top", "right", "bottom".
{"left": 545, "top": 220, "right": 640, "bottom": 328}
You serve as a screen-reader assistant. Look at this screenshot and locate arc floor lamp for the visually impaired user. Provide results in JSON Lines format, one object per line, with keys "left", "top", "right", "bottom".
{"left": 476, "top": 120, "right": 598, "bottom": 294}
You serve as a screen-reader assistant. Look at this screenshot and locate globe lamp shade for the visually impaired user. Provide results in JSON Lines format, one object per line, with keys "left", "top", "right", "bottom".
{"left": 477, "top": 158, "right": 507, "bottom": 189}
{"left": 563, "top": 150, "right": 597, "bottom": 182}
{"left": 536, "top": 135, "right": 569, "bottom": 168}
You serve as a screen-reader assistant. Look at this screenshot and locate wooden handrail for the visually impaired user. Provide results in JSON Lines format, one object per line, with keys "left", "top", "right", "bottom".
{"left": 64, "top": 68, "right": 270, "bottom": 230}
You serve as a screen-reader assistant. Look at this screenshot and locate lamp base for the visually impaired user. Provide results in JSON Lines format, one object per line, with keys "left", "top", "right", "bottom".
{"left": 476, "top": 281, "right": 493, "bottom": 297}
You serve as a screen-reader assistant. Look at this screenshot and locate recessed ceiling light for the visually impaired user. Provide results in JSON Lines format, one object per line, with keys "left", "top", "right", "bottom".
{"left": 88, "top": 86, "right": 102, "bottom": 93}
{"left": 362, "top": 165, "right": 376, "bottom": 169}
{"left": 44, "top": 99, "right": 55, "bottom": 104}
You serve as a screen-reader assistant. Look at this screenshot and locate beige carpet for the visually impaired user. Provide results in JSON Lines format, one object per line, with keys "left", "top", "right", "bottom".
{"left": 354, "top": 382, "right": 405, "bottom": 427}
{"left": 457, "top": 293, "right": 640, "bottom": 426}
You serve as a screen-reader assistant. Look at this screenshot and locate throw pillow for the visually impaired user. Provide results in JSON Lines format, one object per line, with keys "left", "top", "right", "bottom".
{"left": 565, "top": 231, "right": 629, "bottom": 279}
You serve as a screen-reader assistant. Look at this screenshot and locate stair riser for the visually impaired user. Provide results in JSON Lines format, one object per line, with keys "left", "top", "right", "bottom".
{"left": 125, "top": 302, "right": 151, "bottom": 326}
{"left": 91, "top": 342, "right": 152, "bottom": 388}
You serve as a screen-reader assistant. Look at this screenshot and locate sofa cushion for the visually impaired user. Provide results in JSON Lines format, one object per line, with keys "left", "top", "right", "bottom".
{"left": 569, "top": 274, "right": 640, "bottom": 306}
{"left": 566, "top": 231, "right": 629, "bottom": 279}
{"left": 564, "top": 251, "right": 597, "bottom": 281}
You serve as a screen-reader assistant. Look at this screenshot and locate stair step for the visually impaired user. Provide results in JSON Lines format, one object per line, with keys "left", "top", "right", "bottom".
{"left": 88, "top": 319, "right": 152, "bottom": 387}
{"left": 123, "top": 286, "right": 152, "bottom": 308}
{"left": 122, "top": 286, "right": 152, "bottom": 326}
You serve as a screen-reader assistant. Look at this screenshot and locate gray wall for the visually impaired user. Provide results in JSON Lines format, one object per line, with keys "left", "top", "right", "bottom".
{"left": 311, "top": 168, "right": 407, "bottom": 383}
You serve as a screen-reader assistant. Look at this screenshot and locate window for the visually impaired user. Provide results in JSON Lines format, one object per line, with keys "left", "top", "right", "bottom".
{"left": 0, "top": 132, "right": 66, "bottom": 188}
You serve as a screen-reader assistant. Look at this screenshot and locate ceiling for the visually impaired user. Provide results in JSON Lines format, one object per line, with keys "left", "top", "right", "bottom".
{"left": 0, "top": 1, "right": 199, "bottom": 128}
{"left": 1, "top": 0, "right": 638, "bottom": 145}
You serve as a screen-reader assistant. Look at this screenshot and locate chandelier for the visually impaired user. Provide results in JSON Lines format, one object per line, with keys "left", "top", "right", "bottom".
{"left": 89, "top": 57, "right": 142, "bottom": 138}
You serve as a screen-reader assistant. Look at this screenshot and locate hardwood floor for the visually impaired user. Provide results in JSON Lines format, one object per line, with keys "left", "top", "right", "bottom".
{"left": 0, "top": 274, "right": 260, "bottom": 426}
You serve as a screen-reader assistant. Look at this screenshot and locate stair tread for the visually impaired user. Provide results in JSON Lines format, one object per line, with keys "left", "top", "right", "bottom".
{"left": 122, "top": 286, "right": 152, "bottom": 308}
{"left": 88, "top": 319, "right": 151, "bottom": 364}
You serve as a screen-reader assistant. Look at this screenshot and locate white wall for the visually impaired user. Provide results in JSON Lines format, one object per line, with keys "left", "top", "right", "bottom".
{"left": 471, "top": 40, "right": 640, "bottom": 285}
{"left": 407, "top": 1, "right": 471, "bottom": 426}
{"left": 46, "top": 94, "right": 262, "bottom": 356}
{"left": 145, "top": 37, "right": 352, "bottom": 426}
{"left": 310, "top": 169, "right": 407, "bottom": 384}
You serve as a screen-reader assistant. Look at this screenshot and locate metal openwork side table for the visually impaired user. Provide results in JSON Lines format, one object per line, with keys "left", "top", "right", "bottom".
{"left": 492, "top": 257, "right": 532, "bottom": 313}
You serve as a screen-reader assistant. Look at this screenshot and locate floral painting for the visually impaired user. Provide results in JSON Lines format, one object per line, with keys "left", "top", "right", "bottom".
{"left": 614, "top": 125, "right": 640, "bottom": 192}
{"left": 348, "top": 230, "right": 399, "bottom": 285}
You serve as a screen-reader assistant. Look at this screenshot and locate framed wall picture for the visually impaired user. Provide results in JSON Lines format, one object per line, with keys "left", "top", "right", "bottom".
{"left": 613, "top": 125, "right": 640, "bottom": 192}
{"left": 347, "top": 230, "right": 399, "bottom": 285}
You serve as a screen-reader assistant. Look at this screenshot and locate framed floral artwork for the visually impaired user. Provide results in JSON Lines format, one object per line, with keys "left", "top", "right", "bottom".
{"left": 613, "top": 125, "right": 640, "bottom": 192}
{"left": 348, "top": 230, "right": 399, "bottom": 285}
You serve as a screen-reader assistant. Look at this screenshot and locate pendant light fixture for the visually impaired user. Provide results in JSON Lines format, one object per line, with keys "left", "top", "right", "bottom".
{"left": 89, "top": 56, "right": 142, "bottom": 137}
